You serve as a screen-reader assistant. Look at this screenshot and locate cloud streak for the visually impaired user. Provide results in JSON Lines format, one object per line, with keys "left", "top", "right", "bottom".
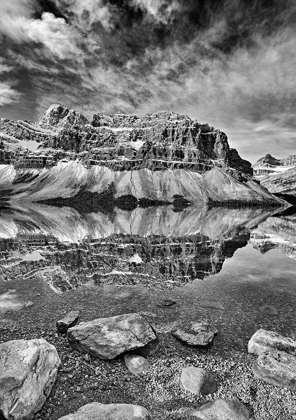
{"left": 0, "top": 0, "right": 295, "bottom": 161}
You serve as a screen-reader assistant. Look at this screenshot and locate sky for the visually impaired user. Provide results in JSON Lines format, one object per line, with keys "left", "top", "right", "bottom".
{"left": 0, "top": 0, "right": 295, "bottom": 163}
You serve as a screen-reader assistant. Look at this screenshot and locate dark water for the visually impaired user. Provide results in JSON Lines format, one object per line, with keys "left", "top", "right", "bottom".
{"left": 0, "top": 203, "right": 295, "bottom": 350}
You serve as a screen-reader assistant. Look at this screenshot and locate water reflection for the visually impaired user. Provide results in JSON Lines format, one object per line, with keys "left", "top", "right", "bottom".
{"left": 0, "top": 204, "right": 287, "bottom": 293}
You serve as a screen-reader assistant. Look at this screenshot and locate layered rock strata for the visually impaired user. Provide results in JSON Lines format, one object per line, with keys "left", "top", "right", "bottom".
{"left": 0, "top": 104, "right": 285, "bottom": 207}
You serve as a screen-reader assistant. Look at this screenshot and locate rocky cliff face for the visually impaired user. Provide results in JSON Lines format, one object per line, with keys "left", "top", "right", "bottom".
{"left": 0, "top": 104, "right": 288, "bottom": 206}
{"left": 1, "top": 104, "right": 252, "bottom": 174}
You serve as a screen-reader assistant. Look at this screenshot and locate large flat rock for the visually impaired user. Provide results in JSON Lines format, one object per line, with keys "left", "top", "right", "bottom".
{"left": 67, "top": 313, "right": 157, "bottom": 360}
{"left": 0, "top": 338, "right": 60, "bottom": 420}
{"left": 248, "top": 329, "right": 296, "bottom": 356}
{"left": 58, "top": 402, "right": 151, "bottom": 419}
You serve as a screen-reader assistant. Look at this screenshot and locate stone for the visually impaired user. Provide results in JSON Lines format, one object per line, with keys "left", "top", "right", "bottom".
{"left": 253, "top": 350, "right": 296, "bottom": 389}
{"left": 258, "top": 305, "right": 278, "bottom": 316}
{"left": 190, "top": 398, "right": 250, "bottom": 419}
{"left": 181, "top": 367, "right": 217, "bottom": 395}
{"left": 172, "top": 321, "right": 218, "bottom": 346}
{"left": 58, "top": 402, "right": 151, "bottom": 419}
{"left": 124, "top": 353, "right": 150, "bottom": 375}
{"left": 156, "top": 299, "right": 176, "bottom": 307}
{"left": 248, "top": 329, "right": 296, "bottom": 356}
{"left": 56, "top": 310, "right": 80, "bottom": 333}
{"left": 0, "top": 338, "right": 60, "bottom": 420}
{"left": 67, "top": 313, "right": 157, "bottom": 360}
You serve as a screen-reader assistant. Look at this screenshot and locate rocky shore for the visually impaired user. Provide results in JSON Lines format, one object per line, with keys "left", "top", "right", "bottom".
{"left": 1, "top": 310, "right": 296, "bottom": 420}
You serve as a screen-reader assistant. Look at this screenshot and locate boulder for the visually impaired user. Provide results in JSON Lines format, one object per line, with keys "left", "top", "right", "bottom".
{"left": 0, "top": 338, "right": 60, "bottom": 420}
{"left": 181, "top": 367, "right": 217, "bottom": 395}
{"left": 190, "top": 398, "right": 250, "bottom": 419}
{"left": 172, "top": 321, "right": 218, "bottom": 346}
{"left": 58, "top": 402, "right": 151, "bottom": 419}
{"left": 124, "top": 353, "right": 150, "bottom": 375}
{"left": 56, "top": 310, "right": 80, "bottom": 333}
{"left": 67, "top": 313, "right": 157, "bottom": 360}
{"left": 253, "top": 350, "right": 296, "bottom": 389}
{"left": 248, "top": 329, "right": 296, "bottom": 356}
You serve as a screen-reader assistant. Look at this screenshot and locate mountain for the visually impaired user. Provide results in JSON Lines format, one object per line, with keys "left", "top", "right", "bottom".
{"left": 252, "top": 153, "right": 296, "bottom": 201}
{"left": 0, "top": 204, "right": 278, "bottom": 292}
{"left": 0, "top": 104, "right": 285, "bottom": 206}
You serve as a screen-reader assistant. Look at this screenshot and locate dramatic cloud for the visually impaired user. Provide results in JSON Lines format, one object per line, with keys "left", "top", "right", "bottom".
{"left": 0, "top": 59, "right": 21, "bottom": 106}
{"left": 0, "top": 0, "right": 296, "bottom": 161}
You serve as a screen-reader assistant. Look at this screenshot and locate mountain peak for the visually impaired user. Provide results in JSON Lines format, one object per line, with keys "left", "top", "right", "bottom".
{"left": 38, "top": 104, "right": 89, "bottom": 130}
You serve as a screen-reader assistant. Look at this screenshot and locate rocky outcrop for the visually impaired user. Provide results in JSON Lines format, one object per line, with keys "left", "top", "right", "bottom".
{"left": 58, "top": 402, "right": 151, "bottom": 420}
{"left": 3, "top": 104, "right": 293, "bottom": 206}
{"left": 190, "top": 399, "right": 250, "bottom": 419}
{"left": 0, "top": 338, "right": 60, "bottom": 420}
{"left": 1, "top": 104, "right": 252, "bottom": 175}
{"left": 67, "top": 313, "right": 157, "bottom": 359}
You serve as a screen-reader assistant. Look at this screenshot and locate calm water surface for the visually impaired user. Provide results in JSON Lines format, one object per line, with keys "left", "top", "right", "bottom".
{"left": 0, "top": 204, "right": 295, "bottom": 351}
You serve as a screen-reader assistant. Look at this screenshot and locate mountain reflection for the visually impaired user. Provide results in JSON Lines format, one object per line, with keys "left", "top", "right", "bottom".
{"left": 0, "top": 205, "right": 284, "bottom": 292}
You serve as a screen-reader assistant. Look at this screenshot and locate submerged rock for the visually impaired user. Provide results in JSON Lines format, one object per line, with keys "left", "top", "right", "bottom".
{"left": 124, "top": 353, "right": 150, "bottom": 375}
{"left": 56, "top": 310, "right": 80, "bottom": 333}
{"left": 181, "top": 367, "right": 217, "bottom": 395}
{"left": 156, "top": 299, "right": 177, "bottom": 307}
{"left": 0, "top": 338, "right": 60, "bottom": 420}
{"left": 248, "top": 329, "right": 296, "bottom": 356}
{"left": 253, "top": 350, "right": 296, "bottom": 389}
{"left": 58, "top": 402, "right": 151, "bottom": 420}
{"left": 67, "top": 313, "right": 157, "bottom": 360}
{"left": 190, "top": 398, "right": 250, "bottom": 419}
{"left": 258, "top": 305, "right": 278, "bottom": 316}
{"left": 172, "top": 321, "right": 218, "bottom": 346}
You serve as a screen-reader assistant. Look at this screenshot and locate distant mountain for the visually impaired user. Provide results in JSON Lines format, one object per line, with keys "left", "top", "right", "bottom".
{"left": 0, "top": 104, "right": 285, "bottom": 206}
{"left": 252, "top": 153, "right": 296, "bottom": 200}
{"left": 253, "top": 153, "right": 296, "bottom": 173}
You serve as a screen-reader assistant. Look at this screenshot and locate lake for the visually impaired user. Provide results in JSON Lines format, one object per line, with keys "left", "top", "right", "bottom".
{"left": 0, "top": 203, "right": 295, "bottom": 345}
{"left": 0, "top": 203, "right": 295, "bottom": 419}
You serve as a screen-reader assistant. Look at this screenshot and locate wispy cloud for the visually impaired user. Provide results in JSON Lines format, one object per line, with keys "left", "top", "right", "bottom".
{"left": 0, "top": 59, "right": 21, "bottom": 106}
{"left": 0, "top": 0, "right": 295, "bottom": 161}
